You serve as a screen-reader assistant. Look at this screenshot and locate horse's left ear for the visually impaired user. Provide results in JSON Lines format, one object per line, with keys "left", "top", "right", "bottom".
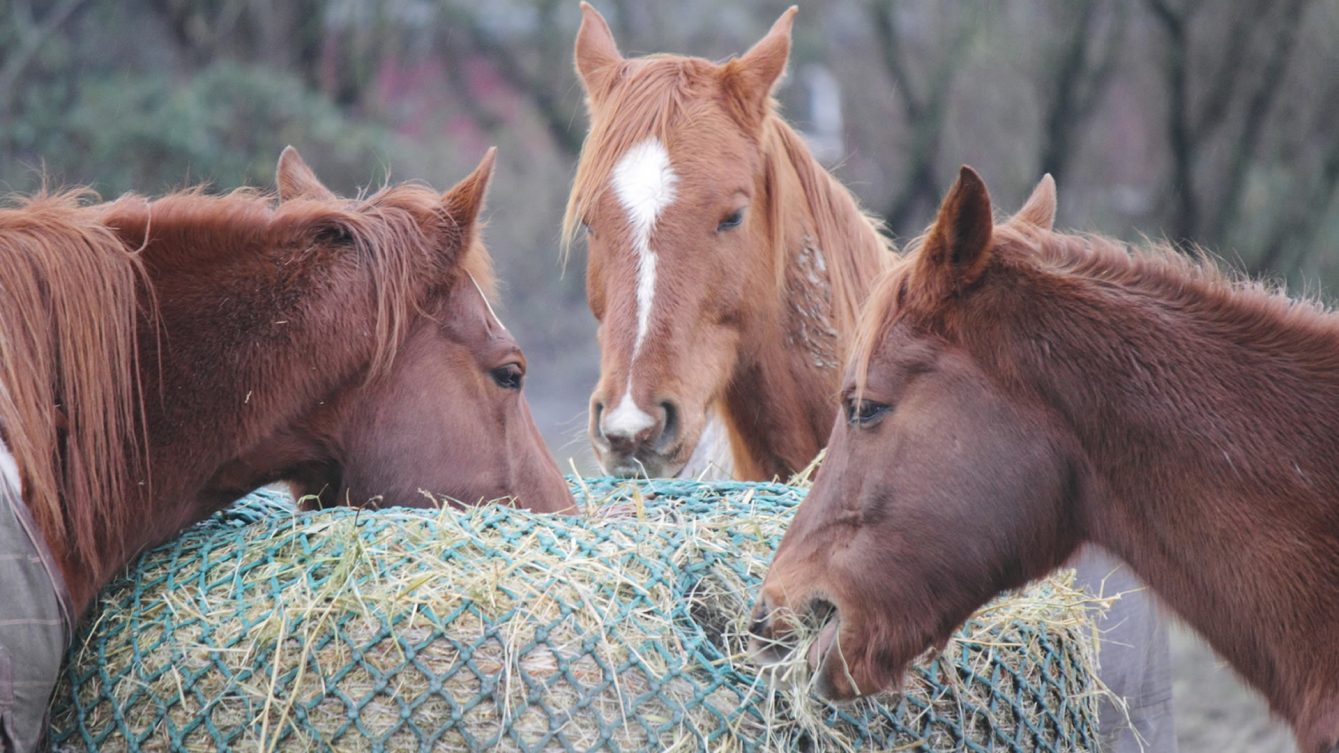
{"left": 1008, "top": 173, "right": 1056, "bottom": 231}
{"left": 443, "top": 147, "right": 497, "bottom": 237}
{"left": 276, "top": 146, "right": 336, "bottom": 202}
{"left": 574, "top": 2, "right": 624, "bottom": 107}
{"left": 720, "top": 6, "right": 798, "bottom": 127}
{"left": 918, "top": 166, "right": 994, "bottom": 296}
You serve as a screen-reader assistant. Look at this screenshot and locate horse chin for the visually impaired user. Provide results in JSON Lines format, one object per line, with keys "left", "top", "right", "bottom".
{"left": 603, "top": 452, "right": 682, "bottom": 479}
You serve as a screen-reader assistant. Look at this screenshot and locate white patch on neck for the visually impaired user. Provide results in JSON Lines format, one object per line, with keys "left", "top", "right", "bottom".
{"left": 0, "top": 434, "right": 20, "bottom": 496}
{"left": 677, "top": 412, "right": 734, "bottom": 480}
{"left": 612, "top": 138, "right": 677, "bottom": 356}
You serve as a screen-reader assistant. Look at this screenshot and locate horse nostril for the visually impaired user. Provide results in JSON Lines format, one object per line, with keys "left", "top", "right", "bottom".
{"left": 749, "top": 600, "right": 772, "bottom": 641}
{"left": 592, "top": 401, "right": 606, "bottom": 439}
{"left": 657, "top": 400, "right": 679, "bottom": 450}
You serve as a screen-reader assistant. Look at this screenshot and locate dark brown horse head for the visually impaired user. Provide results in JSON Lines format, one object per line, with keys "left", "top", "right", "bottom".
{"left": 567, "top": 4, "right": 801, "bottom": 477}
{"left": 214, "top": 147, "right": 575, "bottom": 514}
{"left": 750, "top": 168, "right": 1077, "bottom": 700}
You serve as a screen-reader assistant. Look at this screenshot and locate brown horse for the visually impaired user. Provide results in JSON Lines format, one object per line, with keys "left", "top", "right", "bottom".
{"left": 752, "top": 166, "right": 1339, "bottom": 753}
{"left": 565, "top": 3, "right": 891, "bottom": 480}
{"left": 0, "top": 146, "right": 572, "bottom": 619}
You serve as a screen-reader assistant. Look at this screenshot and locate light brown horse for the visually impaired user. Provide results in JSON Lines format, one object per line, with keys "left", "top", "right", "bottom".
{"left": 0, "top": 146, "right": 572, "bottom": 618}
{"left": 752, "top": 166, "right": 1339, "bottom": 753}
{"left": 565, "top": 3, "right": 891, "bottom": 480}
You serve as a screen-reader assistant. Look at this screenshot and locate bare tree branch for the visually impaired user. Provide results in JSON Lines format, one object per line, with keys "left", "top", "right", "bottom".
{"left": 1037, "top": 0, "right": 1127, "bottom": 185}
{"left": 869, "top": 0, "right": 973, "bottom": 231}
{"left": 0, "top": 0, "right": 86, "bottom": 116}
{"left": 1144, "top": 0, "right": 1199, "bottom": 247}
{"left": 451, "top": 2, "right": 584, "bottom": 157}
{"left": 1208, "top": 0, "right": 1306, "bottom": 244}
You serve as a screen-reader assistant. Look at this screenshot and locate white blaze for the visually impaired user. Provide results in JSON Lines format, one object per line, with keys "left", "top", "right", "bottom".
{"left": 612, "top": 138, "right": 677, "bottom": 355}
{"left": 603, "top": 138, "right": 677, "bottom": 438}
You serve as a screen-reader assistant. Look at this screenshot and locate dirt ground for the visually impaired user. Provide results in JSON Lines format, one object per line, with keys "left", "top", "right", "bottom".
{"left": 1171, "top": 624, "right": 1295, "bottom": 753}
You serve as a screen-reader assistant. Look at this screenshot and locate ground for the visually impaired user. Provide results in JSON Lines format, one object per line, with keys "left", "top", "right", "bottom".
{"left": 1172, "top": 624, "right": 1296, "bottom": 753}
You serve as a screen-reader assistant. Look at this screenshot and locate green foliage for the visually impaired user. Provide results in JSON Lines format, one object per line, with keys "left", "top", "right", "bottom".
{"left": 3, "top": 61, "right": 394, "bottom": 196}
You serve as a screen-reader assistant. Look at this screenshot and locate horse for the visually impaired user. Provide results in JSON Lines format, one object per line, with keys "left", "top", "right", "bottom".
{"left": 565, "top": 3, "right": 890, "bottom": 481}
{"left": 567, "top": 7, "right": 1173, "bottom": 750}
{"left": 0, "top": 147, "right": 572, "bottom": 752}
{"left": 751, "top": 165, "right": 1339, "bottom": 753}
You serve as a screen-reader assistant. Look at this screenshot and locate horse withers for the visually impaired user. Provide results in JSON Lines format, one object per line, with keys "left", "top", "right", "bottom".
{"left": 0, "top": 148, "right": 572, "bottom": 752}
{"left": 752, "top": 166, "right": 1339, "bottom": 753}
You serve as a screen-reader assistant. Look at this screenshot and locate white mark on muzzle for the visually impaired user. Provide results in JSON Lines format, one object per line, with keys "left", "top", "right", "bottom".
{"left": 601, "top": 138, "right": 677, "bottom": 440}
{"left": 604, "top": 385, "right": 657, "bottom": 439}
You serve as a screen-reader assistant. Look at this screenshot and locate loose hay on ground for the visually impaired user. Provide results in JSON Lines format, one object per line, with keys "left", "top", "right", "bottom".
{"left": 50, "top": 478, "right": 1108, "bottom": 752}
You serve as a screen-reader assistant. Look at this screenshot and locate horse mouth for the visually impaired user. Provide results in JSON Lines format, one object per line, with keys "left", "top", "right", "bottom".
{"left": 805, "top": 601, "right": 840, "bottom": 671}
{"left": 601, "top": 445, "right": 688, "bottom": 479}
{"left": 748, "top": 597, "right": 840, "bottom": 671}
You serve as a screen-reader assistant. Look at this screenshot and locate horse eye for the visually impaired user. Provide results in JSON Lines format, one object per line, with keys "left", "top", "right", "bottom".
{"left": 717, "top": 209, "right": 744, "bottom": 232}
{"left": 845, "top": 398, "right": 890, "bottom": 427}
{"left": 491, "top": 363, "right": 524, "bottom": 390}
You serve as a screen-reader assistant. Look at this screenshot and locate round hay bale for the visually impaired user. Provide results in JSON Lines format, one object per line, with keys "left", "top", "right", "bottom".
{"left": 49, "top": 479, "right": 1104, "bottom": 752}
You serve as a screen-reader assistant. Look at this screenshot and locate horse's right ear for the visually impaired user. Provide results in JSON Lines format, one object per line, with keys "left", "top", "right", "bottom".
{"left": 443, "top": 147, "right": 497, "bottom": 239}
{"left": 574, "top": 2, "right": 624, "bottom": 106}
{"left": 276, "top": 146, "right": 336, "bottom": 201}
{"left": 917, "top": 166, "right": 994, "bottom": 297}
{"left": 1009, "top": 173, "right": 1056, "bottom": 231}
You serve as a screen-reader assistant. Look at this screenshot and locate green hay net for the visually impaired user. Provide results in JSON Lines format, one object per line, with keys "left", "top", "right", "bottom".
{"left": 48, "top": 479, "right": 1101, "bottom": 752}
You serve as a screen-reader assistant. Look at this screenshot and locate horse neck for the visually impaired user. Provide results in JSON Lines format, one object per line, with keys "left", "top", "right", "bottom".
{"left": 984, "top": 255, "right": 1339, "bottom": 733}
{"left": 721, "top": 118, "right": 890, "bottom": 480}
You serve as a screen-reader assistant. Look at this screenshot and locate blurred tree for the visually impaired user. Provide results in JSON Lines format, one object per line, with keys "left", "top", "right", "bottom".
{"left": 1143, "top": 0, "right": 1312, "bottom": 259}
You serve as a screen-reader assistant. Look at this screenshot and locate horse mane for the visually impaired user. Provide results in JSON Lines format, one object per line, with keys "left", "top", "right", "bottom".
{"left": 761, "top": 117, "right": 890, "bottom": 340}
{"left": 563, "top": 54, "right": 891, "bottom": 340}
{"left": 0, "top": 189, "right": 148, "bottom": 579}
{"left": 1, "top": 180, "right": 493, "bottom": 582}
{"left": 852, "top": 221, "right": 1339, "bottom": 394}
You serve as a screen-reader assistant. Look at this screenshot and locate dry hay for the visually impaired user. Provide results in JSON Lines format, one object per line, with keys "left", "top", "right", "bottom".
{"left": 49, "top": 479, "right": 1107, "bottom": 752}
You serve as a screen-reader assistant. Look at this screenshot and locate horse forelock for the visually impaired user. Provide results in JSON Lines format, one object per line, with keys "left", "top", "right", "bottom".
{"left": 563, "top": 56, "right": 720, "bottom": 261}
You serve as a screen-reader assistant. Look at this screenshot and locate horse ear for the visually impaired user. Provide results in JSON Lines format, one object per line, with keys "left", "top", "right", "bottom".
{"left": 276, "top": 146, "right": 335, "bottom": 201}
{"left": 720, "top": 6, "right": 798, "bottom": 127}
{"left": 574, "top": 2, "right": 624, "bottom": 105}
{"left": 1009, "top": 174, "right": 1056, "bottom": 231}
{"left": 919, "top": 166, "right": 994, "bottom": 296}
{"left": 443, "top": 147, "right": 497, "bottom": 236}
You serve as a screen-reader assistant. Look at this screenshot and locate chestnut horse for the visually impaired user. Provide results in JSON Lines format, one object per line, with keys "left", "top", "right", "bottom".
{"left": 0, "top": 148, "right": 571, "bottom": 750}
{"left": 565, "top": 3, "right": 890, "bottom": 480}
{"left": 754, "top": 166, "right": 1339, "bottom": 753}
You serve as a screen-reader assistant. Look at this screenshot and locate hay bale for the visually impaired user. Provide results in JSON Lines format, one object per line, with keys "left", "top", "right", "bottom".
{"left": 49, "top": 479, "right": 1104, "bottom": 752}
